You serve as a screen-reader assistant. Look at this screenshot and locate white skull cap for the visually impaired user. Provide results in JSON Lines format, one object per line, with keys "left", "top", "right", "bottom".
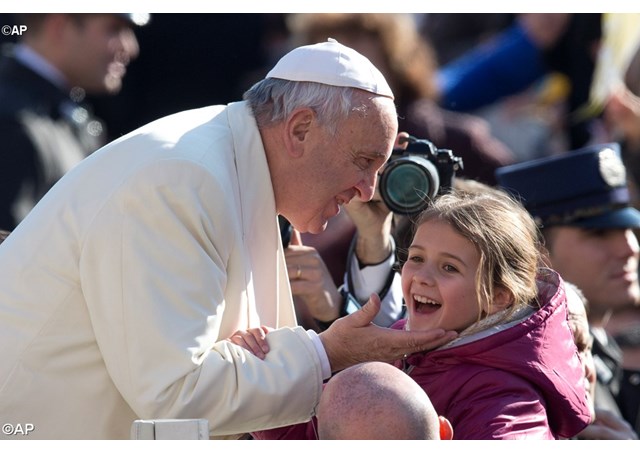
{"left": 266, "top": 38, "right": 394, "bottom": 99}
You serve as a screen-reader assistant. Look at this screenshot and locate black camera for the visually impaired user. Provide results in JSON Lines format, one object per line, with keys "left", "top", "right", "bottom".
{"left": 379, "top": 135, "right": 463, "bottom": 215}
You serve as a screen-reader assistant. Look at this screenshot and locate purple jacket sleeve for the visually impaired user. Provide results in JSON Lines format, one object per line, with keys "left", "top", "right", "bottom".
{"left": 447, "top": 370, "right": 555, "bottom": 439}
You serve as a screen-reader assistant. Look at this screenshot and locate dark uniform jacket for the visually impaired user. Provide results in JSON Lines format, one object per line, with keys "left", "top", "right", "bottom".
{"left": 592, "top": 327, "right": 640, "bottom": 435}
{"left": 0, "top": 46, "right": 106, "bottom": 230}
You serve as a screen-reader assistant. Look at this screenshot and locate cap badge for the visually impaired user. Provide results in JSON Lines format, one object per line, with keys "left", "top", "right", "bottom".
{"left": 599, "top": 147, "right": 626, "bottom": 187}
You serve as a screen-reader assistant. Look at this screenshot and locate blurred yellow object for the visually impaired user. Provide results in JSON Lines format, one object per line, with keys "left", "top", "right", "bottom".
{"left": 536, "top": 73, "right": 571, "bottom": 106}
{"left": 576, "top": 13, "right": 640, "bottom": 121}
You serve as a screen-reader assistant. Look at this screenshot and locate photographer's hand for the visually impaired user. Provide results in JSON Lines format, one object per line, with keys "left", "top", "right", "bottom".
{"left": 319, "top": 293, "right": 457, "bottom": 372}
{"left": 344, "top": 195, "right": 393, "bottom": 265}
{"left": 285, "top": 229, "right": 341, "bottom": 323}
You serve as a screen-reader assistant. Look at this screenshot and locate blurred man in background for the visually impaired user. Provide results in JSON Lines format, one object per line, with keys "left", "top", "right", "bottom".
{"left": 0, "top": 13, "right": 145, "bottom": 230}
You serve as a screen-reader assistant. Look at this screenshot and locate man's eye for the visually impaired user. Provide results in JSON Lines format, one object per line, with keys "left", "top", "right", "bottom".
{"left": 585, "top": 228, "right": 608, "bottom": 238}
{"left": 355, "top": 157, "right": 374, "bottom": 169}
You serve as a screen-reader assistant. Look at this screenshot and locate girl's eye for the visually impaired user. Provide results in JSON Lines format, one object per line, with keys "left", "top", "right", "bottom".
{"left": 443, "top": 264, "right": 458, "bottom": 273}
{"left": 408, "top": 255, "right": 423, "bottom": 263}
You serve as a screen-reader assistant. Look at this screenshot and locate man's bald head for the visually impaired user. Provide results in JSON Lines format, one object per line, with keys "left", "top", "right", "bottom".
{"left": 316, "top": 361, "right": 443, "bottom": 439}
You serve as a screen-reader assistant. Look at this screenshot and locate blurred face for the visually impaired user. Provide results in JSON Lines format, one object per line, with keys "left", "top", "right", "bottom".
{"left": 287, "top": 96, "right": 397, "bottom": 234}
{"left": 567, "top": 295, "right": 596, "bottom": 419}
{"left": 546, "top": 226, "right": 640, "bottom": 320}
{"left": 401, "top": 219, "right": 483, "bottom": 332}
{"left": 63, "top": 14, "right": 139, "bottom": 93}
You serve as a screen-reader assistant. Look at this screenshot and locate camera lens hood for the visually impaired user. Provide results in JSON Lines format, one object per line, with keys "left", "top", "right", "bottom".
{"left": 379, "top": 155, "right": 440, "bottom": 215}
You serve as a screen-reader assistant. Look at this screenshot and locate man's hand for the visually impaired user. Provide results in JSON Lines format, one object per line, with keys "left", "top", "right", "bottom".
{"left": 318, "top": 293, "right": 457, "bottom": 372}
{"left": 343, "top": 192, "right": 394, "bottom": 265}
{"left": 228, "top": 326, "right": 274, "bottom": 360}
{"left": 286, "top": 229, "right": 341, "bottom": 322}
{"left": 575, "top": 407, "right": 638, "bottom": 440}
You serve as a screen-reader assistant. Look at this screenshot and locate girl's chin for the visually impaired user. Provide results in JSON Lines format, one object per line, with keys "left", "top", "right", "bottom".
{"left": 406, "top": 317, "right": 439, "bottom": 332}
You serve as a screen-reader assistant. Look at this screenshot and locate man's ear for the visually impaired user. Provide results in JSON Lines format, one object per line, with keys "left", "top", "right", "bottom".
{"left": 438, "top": 416, "right": 453, "bottom": 440}
{"left": 284, "top": 108, "right": 314, "bottom": 157}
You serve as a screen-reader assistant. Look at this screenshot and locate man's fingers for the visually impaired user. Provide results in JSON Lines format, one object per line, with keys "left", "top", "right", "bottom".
{"left": 289, "top": 228, "right": 303, "bottom": 246}
{"left": 319, "top": 292, "right": 457, "bottom": 373}
{"left": 397, "top": 329, "right": 457, "bottom": 356}
{"left": 346, "top": 293, "right": 381, "bottom": 327}
{"left": 252, "top": 329, "right": 269, "bottom": 354}
{"left": 231, "top": 334, "right": 266, "bottom": 359}
{"left": 229, "top": 335, "right": 249, "bottom": 350}
{"left": 394, "top": 131, "right": 410, "bottom": 149}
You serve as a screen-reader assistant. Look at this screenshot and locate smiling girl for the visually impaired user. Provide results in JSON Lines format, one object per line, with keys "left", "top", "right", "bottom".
{"left": 395, "top": 188, "right": 591, "bottom": 439}
{"left": 241, "top": 188, "right": 593, "bottom": 440}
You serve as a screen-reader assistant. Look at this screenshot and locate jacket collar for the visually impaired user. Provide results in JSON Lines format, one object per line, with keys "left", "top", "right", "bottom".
{"left": 225, "top": 101, "right": 295, "bottom": 327}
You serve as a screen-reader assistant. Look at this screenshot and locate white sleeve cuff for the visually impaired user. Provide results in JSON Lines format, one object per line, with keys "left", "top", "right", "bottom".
{"left": 306, "top": 329, "right": 332, "bottom": 380}
{"left": 349, "top": 237, "right": 396, "bottom": 301}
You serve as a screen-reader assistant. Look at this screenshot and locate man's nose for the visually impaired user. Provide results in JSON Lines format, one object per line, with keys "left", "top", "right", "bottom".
{"left": 114, "top": 29, "right": 140, "bottom": 64}
{"left": 355, "top": 172, "right": 377, "bottom": 201}
{"left": 619, "top": 229, "right": 640, "bottom": 259}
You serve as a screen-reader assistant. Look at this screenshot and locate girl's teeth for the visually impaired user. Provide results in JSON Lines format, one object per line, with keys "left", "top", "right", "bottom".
{"left": 414, "top": 295, "right": 439, "bottom": 305}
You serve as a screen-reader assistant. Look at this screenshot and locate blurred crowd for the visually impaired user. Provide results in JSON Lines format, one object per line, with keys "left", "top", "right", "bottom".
{"left": 2, "top": 12, "right": 640, "bottom": 440}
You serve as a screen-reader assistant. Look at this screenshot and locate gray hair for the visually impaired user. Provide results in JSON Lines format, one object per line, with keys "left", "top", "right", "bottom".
{"left": 243, "top": 78, "right": 369, "bottom": 135}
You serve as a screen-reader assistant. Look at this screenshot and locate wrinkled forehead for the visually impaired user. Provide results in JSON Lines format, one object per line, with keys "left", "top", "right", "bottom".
{"left": 347, "top": 95, "right": 397, "bottom": 144}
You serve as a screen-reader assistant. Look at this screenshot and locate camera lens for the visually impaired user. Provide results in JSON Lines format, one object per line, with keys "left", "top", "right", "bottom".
{"left": 380, "top": 156, "right": 440, "bottom": 215}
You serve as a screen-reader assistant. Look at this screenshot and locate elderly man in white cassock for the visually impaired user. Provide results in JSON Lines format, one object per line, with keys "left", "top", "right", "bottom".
{"left": 0, "top": 39, "right": 457, "bottom": 439}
